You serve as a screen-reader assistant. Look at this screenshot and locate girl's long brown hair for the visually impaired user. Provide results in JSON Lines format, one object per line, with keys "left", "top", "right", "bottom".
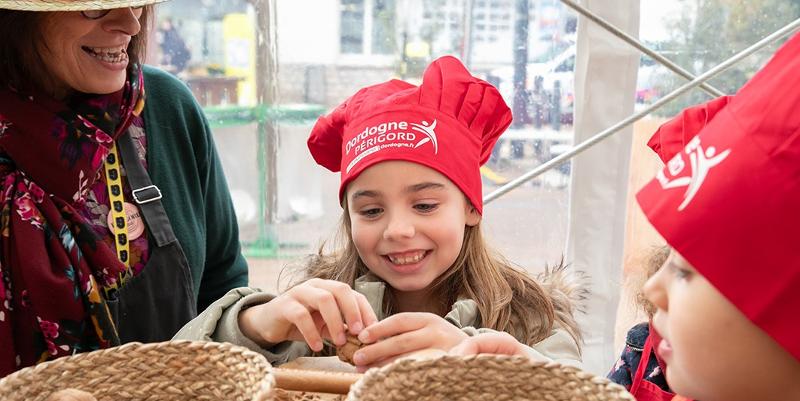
{"left": 295, "top": 200, "right": 583, "bottom": 348}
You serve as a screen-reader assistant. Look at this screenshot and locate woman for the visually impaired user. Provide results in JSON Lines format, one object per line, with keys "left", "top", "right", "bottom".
{"left": 0, "top": 0, "right": 248, "bottom": 377}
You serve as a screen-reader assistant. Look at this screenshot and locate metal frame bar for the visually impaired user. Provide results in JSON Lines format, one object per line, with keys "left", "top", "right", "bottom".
{"left": 484, "top": 17, "right": 800, "bottom": 204}
{"left": 561, "top": 0, "right": 726, "bottom": 98}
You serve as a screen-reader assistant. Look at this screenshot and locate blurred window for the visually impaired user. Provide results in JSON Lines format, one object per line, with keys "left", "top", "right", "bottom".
{"left": 341, "top": 0, "right": 366, "bottom": 53}
{"left": 371, "top": 0, "right": 396, "bottom": 54}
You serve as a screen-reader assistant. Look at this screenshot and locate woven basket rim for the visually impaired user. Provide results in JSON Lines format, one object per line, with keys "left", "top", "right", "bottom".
{"left": 0, "top": 340, "right": 268, "bottom": 382}
{"left": 346, "top": 354, "right": 636, "bottom": 401}
{"left": 0, "top": 340, "right": 274, "bottom": 401}
{"left": 0, "top": 0, "right": 168, "bottom": 12}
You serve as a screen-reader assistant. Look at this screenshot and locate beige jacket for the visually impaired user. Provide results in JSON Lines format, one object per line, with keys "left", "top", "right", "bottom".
{"left": 174, "top": 274, "right": 582, "bottom": 368}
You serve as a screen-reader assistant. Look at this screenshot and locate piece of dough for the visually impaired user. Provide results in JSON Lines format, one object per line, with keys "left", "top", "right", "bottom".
{"left": 336, "top": 334, "right": 363, "bottom": 365}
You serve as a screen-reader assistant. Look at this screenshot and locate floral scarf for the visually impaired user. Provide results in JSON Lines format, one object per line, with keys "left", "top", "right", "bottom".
{"left": 0, "top": 65, "right": 145, "bottom": 377}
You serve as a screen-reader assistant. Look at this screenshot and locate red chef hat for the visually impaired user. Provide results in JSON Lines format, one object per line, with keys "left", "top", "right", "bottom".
{"left": 637, "top": 33, "right": 800, "bottom": 361}
{"left": 646, "top": 95, "right": 732, "bottom": 163}
{"left": 307, "top": 55, "right": 512, "bottom": 214}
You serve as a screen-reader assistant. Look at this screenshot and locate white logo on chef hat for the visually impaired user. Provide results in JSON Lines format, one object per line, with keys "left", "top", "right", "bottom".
{"left": 411, "top": 120, "right": 438, "bottom": 154}
{"left": 656, "top": 136, "right": 731, "bottom": 211}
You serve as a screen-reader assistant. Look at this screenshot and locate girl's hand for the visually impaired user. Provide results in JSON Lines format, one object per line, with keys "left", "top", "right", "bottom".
{"left": 448, "top": 332, "right": 528, "bottom": 357}
{"left": 352, "top": 312, "right": 468, "bottom": 371}
{"left": 45, "top": 389, "right": 97, "bottom": 401}
{"left": 238, "top": 279, "right": 378, "bottom": 352}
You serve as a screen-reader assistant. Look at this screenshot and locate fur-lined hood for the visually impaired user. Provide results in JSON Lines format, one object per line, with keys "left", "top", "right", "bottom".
{"left": 537, "top": 260, "right": 587, "bottom": 347}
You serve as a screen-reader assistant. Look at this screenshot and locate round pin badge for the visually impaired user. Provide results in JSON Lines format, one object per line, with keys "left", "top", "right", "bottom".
{"left": 107, "top": 202, "right": 145, "bottom": 241}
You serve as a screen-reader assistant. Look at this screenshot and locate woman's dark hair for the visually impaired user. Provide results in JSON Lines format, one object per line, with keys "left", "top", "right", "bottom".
{"left": 0, "top": 6, "right": 153, "bottom": 94}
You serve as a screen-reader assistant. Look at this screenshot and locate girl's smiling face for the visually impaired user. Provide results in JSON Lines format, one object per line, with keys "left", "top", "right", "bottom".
{"left": 346, "top": 161, "right": 480, "bottom": 297}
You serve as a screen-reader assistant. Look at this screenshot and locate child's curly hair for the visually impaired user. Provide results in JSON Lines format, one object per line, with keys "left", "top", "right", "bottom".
{"left": 637, "top": 246, "right": 671, "bottom": 317}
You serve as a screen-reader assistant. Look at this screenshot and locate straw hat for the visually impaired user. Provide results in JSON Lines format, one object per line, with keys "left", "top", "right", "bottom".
{"left": 0, "top": 340, "right": 274, "bottom": 401}
{"left": 346, "top": 354, "right": 636, "bottom": 401}
{"left": 0, "top": 0, "right": 168, "bottom": 11}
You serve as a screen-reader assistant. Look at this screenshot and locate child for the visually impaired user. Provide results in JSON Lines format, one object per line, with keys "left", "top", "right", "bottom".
{"left": 175, "top": 56, "right": 582, "bottom": 370}
{"left": 454, "top": 32, "right": 800, "bottom": 401}
{"left": 606, "top": 93, "right": 730, "bottom": 401}
{"left": 607, "top": 247, "right": 674, "bottom": 400}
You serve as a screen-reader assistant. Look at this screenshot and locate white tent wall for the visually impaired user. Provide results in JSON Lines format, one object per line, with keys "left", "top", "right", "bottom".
{"left": 568, "top": 0, "right": 640, "bottom": 375}
{"left": 615, "top": 116, "right": 666, "bottom": 353}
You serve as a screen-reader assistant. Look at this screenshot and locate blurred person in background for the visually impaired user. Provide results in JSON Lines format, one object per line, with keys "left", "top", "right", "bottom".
{"left": 156, "top": 17, "right": 190, "bottom": 74}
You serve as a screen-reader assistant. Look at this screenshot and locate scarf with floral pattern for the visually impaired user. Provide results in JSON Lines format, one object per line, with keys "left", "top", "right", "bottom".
{"left": 0, "top": 65, "right": 145, "bottom": 377}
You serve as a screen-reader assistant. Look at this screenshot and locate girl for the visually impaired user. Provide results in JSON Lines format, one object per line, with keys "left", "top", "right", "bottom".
{"left": 634, "top": 31, "right": 800, "bottom": 400}
{"left": 455, "top": 32, "right": 800, "bottom": 401}
{"left": 176, "top": 56, "right": 582, "bottom": 370}
{"left": 607, "top": 246, "right": 674, "bottom": 400}
{"left": 607, "top": 94, "right": 729, "bottom": 400}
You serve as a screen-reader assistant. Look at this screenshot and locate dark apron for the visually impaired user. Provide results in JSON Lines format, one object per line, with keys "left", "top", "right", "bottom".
{"left": 630, "top": 329, "right": 676, "bottom": 401}
{"left": 106, "top": 129, "right": 197, "bottom": 343}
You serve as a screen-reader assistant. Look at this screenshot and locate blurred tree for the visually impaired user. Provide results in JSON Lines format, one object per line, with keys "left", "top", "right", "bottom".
{"left": 652, "top": 0, "right": 800, "bottom": 116}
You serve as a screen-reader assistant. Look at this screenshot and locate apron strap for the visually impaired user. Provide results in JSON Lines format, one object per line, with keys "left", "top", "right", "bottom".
{"left": 117, "top": 129, "right": 177, "bottom": 248}
{"left": 648, "top": 323, "right": 670, "bottom": 378}
{"left": 630, "top": 324, "right": 657, "bottom": 393}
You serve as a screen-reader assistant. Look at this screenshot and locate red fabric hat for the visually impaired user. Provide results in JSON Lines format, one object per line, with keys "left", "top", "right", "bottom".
{"left": 637, "top": 33, "right": 800, "bottom": 361}
{"left": 307, "top": 56, "right": 512, "bottom": 214}
{"left": 646, "top": 95, "right": 731, "bottom": 163}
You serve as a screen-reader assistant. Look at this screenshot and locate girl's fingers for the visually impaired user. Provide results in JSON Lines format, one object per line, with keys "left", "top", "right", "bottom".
{"left": 293, "top": 286, "right": 347, "bottom": 346}
{"left": 46, "top": 389, "right": 97, "bottom": 401}
{"left": 309, "top": 279, "right": 368, "bottom": 336}
{"left": 358, "top": 312, "right": 428, "bottom": 344}
{"left": 354, "top": 349, "right": 447, "bottom": 373}
{"left": 355, "top": 353, "right": 405, "bottom": 373}
{"left": 353, "top": 328, "right": 428, "bottom": 367}
{"left": 447, "top": 339, "right": 479, "bottom": 356}
{"left": 448, "top": 333, "right": 523, "bottom": 356}
{"left": 283, "top": 302, "right": 325, "bottom": 351}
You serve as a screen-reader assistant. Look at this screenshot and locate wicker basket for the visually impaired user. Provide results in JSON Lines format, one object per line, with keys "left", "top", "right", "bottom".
{"left": 346, "top": 354, "right": 636, "bottom": 401}
{"left": 0, "top": 340, "right": 274, "bottom": 401}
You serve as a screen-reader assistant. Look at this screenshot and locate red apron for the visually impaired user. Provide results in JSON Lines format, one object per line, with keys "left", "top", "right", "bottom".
{"left": 630, "top": 329, "right": 675, "bottom": 401}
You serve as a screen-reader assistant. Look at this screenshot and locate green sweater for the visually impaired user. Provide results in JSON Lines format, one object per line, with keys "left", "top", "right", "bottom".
{"left": 141, "top": 66, "right": 248, "bottom": 311}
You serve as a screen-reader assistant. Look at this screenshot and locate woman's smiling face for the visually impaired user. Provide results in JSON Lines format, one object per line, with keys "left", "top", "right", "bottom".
{"left": 38, "top": 8, "right": 143, "bottom": 97}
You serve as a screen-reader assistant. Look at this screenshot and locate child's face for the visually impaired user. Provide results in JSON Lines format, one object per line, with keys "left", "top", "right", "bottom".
{"left": 644, "top": 251, "right": 800, "bottom": 401}
{"left": 346, "top": 161, "right": 480, "bottom": 294}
